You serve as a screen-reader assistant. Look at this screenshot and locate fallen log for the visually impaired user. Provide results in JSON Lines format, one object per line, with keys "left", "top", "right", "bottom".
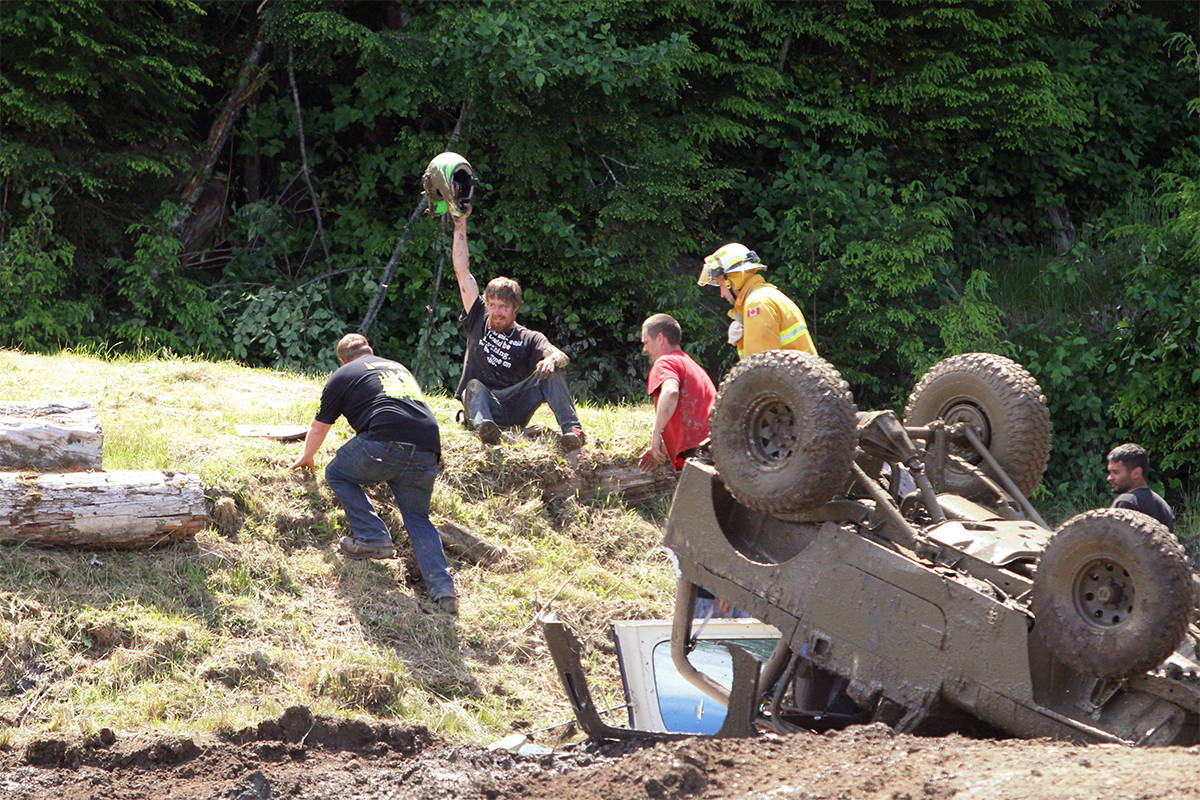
{"left": 0, "top": 471, "right": 208, "bottom": 549}
{"left": 0, "top": 400, "right": 103, "bottom": 471}
{"left": 543, "top": 463, "right": 678, "bottom": 505}
{"left": 437, "top": 520, "right": 507, "bottom": 565}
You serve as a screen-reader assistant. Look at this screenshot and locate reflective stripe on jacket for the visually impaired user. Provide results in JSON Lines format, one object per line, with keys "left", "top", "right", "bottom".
{"left": 732, "top": 274, "right": 817, "bottom": 358}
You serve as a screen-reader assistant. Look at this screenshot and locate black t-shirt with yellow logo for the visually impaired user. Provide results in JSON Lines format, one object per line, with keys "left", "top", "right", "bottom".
{"left": 316, "top": 355, "right": 440, "bottom": 455}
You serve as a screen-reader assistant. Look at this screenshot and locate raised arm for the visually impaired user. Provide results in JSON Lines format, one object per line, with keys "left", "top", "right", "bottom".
{"left": 452, "top": 212, "right": 480, "bottom": 312}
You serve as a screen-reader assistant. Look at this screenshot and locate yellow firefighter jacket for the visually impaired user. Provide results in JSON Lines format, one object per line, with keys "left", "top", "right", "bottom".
{"left": 730, "top": 273, "right": 817, "bottom": 358}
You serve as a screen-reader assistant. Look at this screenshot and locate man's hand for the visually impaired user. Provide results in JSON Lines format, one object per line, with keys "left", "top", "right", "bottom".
{"left": 638, "top": 432, "right": 668, "bottom": 471}
{"left": 290, "top": 455, "right": 315, "bottom": 473}
{"left": 727, "top": 315, "right": 744, "bottom": 346}
{"left": 638, "top": 447, "right": 665, "bottom": 472}
{"left": 292, "top": 420, "right": 331, "bottom": 474}
{"left": 532, "top": 355, "right": 557, "bottom": 380}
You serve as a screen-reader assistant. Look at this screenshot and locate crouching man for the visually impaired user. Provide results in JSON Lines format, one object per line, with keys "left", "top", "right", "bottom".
{"left": 291, "top": 333, "right": 458, "bottom": 615}
{"left": 637, "top": 313, "right": 716, "bottom": 472}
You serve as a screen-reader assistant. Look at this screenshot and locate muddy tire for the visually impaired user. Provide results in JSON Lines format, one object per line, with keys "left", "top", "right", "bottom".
{"left": 709, "top": 351, "right": 857, "bottom": 514}
{"left": 1032, "top": 508, "right": 1194, "bottom": 679}
{"left": 904, "top": 352, "right": 1050, "bottom": 498}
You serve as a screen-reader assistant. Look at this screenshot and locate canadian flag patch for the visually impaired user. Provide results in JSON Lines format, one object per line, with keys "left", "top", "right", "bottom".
{"left": 747, "top": 306, "right": 762, "bottom": 318}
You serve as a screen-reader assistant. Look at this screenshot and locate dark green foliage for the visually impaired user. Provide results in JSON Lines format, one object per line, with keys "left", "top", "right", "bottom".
{"left": 0, "top": 191, "right": 92, "bottom": 346}
{"left": 0, "top": 0, "right": 209, "bottom": 245}
{"left": 1106, "top": 143, "right": 1200, "bottom": 490}
{"left": 0, "top": 0, "right": 211, "bottom": 349}
{"left": 106, "top": 201, "right": 225, "bottom": 353}
{"left": 0, "top": 0, "right": 1196, "bottom": 510}
{"left": 740, "top": 144, "right": 970, "bottom": 398}
{"left": 223, "top": 285, "right": 343, "bottom": 371}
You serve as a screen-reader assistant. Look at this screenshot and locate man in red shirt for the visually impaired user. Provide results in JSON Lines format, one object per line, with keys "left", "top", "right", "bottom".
{"left": 638, "top": 313, "right": 717, "bottom": 472}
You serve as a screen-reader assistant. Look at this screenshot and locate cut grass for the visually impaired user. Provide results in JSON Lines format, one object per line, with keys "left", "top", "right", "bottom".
{"left": 0, "top": 347, "right": 673, "bottom": 745}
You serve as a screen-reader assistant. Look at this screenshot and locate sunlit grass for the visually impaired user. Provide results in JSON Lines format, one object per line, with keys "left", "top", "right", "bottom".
{"left": 0, "top": 347, "right": 673, "bottom": 747}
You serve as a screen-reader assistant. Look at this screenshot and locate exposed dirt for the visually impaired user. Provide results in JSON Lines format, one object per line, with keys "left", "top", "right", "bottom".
{"left": 2, "top": 708, "right": 1199, "bottom": 799}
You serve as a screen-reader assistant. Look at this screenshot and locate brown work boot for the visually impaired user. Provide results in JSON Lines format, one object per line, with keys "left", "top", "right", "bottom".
{"left": 559, "top": 427, "right": 586, "bottom": 452}
{"left": 477, "top": 420, "right": 502, "bottom": 445}
{"left": 435, "top": 596, "right": 459, "bottom": 616}
{"left": 338, "top": 536, "right": 395, "bottom": 560}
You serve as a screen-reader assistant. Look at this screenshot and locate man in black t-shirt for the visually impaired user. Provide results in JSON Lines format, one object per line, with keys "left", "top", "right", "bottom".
{"left": 291, "top": 333, "right": 457, "bottom": 614}
{"left": 1106, "top": 442, "right": 1175, "bottom": 531}
{"left": 450, "top": 210, "right": 585, "bottom": 449}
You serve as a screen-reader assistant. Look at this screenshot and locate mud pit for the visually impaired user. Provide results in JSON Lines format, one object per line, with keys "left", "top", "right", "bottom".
{"left": 2, "top": 708, "right": 1199, "bottom": 799}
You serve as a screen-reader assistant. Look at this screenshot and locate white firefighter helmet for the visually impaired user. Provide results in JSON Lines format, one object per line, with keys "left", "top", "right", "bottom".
{"left": 697, "top": 242, "right": 765, "bottom": 286}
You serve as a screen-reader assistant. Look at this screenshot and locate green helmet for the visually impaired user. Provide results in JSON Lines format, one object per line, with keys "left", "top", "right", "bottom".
{"left": 422, "top": 152, "right": 477, "bottom": 216}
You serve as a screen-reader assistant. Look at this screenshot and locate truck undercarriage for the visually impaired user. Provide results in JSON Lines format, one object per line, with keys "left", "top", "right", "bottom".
{"left": 546, "top": 352, "right": 1200, "bottom": 745}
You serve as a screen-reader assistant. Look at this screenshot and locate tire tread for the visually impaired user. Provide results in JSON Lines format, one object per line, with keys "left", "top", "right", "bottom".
{"left": 904, "top": 352, "right": 1051, "bottom": 497}
{"left": 710, "top": 351, "right": 857, "bottom": 514}
{"left": 1031, "top": 508, "right": 1193, "bottom": 678}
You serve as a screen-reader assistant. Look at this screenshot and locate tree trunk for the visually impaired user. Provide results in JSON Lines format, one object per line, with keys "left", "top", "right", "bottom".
{"left": 174, "top": 33, "right": 267, "bottom": 246}
{"left": 0, "top": 471, "right": 207, "bottom": 549}
{"left": 0, "top": 400, "right": 103, "bottom": 471}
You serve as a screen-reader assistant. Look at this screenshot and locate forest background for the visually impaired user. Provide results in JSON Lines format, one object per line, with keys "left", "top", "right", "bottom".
{"left": 2, "top": 0, "right": 1198, "bottom": 517}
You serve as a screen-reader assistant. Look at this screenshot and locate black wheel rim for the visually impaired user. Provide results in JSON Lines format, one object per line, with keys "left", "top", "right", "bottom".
{"left": 745, "top": 395, "right": 796, "bottom": 467}
{"left": 939, "top": 398, "right": 991, "bottom": 464}
{"left": 1072, "top": 557, "right": 1135, "bottom": 627}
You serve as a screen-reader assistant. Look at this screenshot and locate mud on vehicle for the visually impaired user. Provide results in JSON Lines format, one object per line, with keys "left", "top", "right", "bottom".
{"left": 545, "top": 351, "right": 1200, "bottom": 745}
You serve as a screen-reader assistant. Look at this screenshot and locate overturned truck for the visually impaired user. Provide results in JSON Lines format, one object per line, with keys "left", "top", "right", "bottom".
{"left": 546, "top": 352, "right": 1200, "bottom": 745}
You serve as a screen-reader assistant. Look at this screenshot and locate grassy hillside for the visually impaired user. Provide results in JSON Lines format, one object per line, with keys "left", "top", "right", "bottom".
{"left": 3, "top": 348, "right": 1194, "bottom": 749}
{"left": 0, "top": 348, "right": 675, "bottom": 746}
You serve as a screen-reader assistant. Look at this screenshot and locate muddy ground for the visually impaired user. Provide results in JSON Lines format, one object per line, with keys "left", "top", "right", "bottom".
{"left": 2, "top": 707, "right": 1198, "bottom": 799}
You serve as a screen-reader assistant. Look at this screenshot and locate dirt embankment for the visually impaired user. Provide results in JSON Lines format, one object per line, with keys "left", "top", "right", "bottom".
{"left": 3, "top": 708, "right": 1200, "bottom": 800}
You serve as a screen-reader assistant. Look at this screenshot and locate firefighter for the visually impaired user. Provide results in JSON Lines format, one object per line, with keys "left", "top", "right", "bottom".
{"left": 697, "top": 243, "right": 817, "bottom": 359}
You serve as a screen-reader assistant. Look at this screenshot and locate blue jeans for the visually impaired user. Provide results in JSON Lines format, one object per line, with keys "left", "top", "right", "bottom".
{"left": 324, "top": 437, "right": 455, "bottom": 600}
{"left": 463, "top": 373, "right": 580, "bottom": 432}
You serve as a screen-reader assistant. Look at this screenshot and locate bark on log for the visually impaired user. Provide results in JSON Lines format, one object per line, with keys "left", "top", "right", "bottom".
{"left": 0, "top": 471, "right": 208, "bottom": 549}
{"left": 0, "top": 400, "right": 103, "bottom": 471}
{"left": 437, "top": 520, "right": 507, "bottom": 565}
{"left": 543, "top": 463, "right": 678, "bottom": 505}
